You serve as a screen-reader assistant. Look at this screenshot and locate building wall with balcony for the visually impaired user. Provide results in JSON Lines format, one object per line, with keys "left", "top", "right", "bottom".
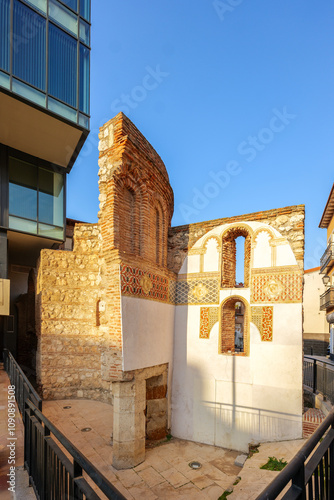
{"left": 303, "top": 267, "right": 329, "bottom": 355}
{"left": 319, "top": 183, "right": 334, "bottom": 359}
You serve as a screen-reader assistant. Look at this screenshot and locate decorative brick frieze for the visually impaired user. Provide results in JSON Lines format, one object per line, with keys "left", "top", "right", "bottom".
{"left": 200, "top": 307, "right": 219, "bottom": 338}
{"left": 251, "top": 306, "right": 274, "bottom": 341}
{"left": 121, "top": 264, "right": 169, "bottom": 302}
{"left": 251, "top": 271, "right": 303, "bottom": 303}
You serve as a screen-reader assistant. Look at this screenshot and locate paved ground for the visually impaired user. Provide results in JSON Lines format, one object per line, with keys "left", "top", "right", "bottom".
{"left": 43, "top": 399, "right": 307, "bottom": 500}
{"left": 1, "top": 363, "right": 307, "bottom": 499}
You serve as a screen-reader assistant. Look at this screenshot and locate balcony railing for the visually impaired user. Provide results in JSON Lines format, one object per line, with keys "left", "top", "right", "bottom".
{"left": 320, "top": 286, "right": 334, "bottom": 311}
{"left": 320, "top": 242, "right": 334, "bottom": 274}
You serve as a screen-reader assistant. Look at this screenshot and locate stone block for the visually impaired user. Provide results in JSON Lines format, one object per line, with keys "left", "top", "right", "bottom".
{"left": 112, "top": 439, "right": 145, "bottom": 470}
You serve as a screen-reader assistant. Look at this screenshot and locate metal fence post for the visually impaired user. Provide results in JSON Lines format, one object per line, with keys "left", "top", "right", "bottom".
{"left": 324, "top": 363, "right": 327, "bottom": 401}
{"left": 313, "top": 359, "right": 317, "bottom": 394}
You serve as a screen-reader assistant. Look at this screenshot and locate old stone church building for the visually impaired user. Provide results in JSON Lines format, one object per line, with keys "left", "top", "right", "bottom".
{"left": 35, "top": 113, "right": 304, "bottom": 468}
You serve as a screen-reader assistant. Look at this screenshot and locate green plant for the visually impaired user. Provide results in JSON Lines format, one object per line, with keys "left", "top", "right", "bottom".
{"left": 165, "top": 433, "right": 172, "bottom": 441}
{"left": 218, "top": 489, "right": 233, "bottom": 500}
{"left": 260, "top": 457, "right": 288, "bottom": 471}
{"left": 248, "top": 443, "right": 260, "bottom": 458}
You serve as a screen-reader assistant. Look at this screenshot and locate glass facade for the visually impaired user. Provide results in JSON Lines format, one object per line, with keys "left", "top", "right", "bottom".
{"left": 0, "top": 0, "right": 91, "bottom": 128}
{"left": 8, "top": 155, "right": 64, "bottom": 240}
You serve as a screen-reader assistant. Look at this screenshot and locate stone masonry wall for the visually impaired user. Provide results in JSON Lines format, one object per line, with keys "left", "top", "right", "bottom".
{"left": 168, "top": 205, "right": 305, "bottom": 274}
{"left": 36, "top": 223, "right": 121, "bottom": 402}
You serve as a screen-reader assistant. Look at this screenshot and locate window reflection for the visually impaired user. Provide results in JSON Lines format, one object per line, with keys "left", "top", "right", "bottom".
{"left": 9, "top": 157, "right": 37, "bottom": 220}
{"left": 8, "top": 156, "right": 64, "bottom": 240}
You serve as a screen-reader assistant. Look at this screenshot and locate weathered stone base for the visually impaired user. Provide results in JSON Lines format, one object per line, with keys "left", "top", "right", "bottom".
{"left": 112, "top": 364, "right": 168, "bottom": 469}
{"left": 40, "top": 387, "right": 113, "bottom": 404}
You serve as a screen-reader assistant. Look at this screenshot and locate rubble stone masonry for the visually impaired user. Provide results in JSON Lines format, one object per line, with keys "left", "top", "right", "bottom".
{"left": 168, "top": 205, "right": 305, "bottom": 274}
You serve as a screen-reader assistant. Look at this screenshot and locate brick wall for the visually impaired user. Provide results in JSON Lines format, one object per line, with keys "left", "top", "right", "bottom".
{"left": 168, "top": 205, "right": 305, "bottom": 273}
{"left": 221, "top": 227, "right": 251, "bottom": 288}
{"left": 36, "top": 114, "right": 176, "bottom": 401}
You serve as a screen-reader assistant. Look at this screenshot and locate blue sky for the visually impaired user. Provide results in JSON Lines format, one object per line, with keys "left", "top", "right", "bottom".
{"left": 67, "top": 0, "right": 334, "bottom": 270}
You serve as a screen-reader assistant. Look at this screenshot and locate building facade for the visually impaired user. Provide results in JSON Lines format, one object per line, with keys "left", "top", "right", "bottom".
{"left": 0, "top": 0, "right": 91, "bottom": 360}
{"left": 319, "top": 184, "right": 334, "bottom": 359}
{"left": 303, "top": 267, "right": 329, "bottom": 355}
{"left": 36, "top": 113, "right": 305, "bottom": 468}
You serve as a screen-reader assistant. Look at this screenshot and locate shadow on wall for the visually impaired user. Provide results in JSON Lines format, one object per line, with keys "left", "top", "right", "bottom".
{"left": 172, "top": 305, "right": 302, "bottom": 453}
{"left": 189, "top": 358, "right": 302, "bottom": 452}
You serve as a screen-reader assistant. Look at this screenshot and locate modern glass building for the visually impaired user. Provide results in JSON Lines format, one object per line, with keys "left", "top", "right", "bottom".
{"left": 0, "top": 0, "right": 91, "bottom": 358}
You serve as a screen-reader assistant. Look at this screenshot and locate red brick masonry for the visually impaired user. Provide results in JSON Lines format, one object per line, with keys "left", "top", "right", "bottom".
{"left": 303, "top": 408, "right": 326, "bottom": 438}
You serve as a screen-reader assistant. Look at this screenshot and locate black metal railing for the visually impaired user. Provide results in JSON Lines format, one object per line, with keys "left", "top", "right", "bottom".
{"left": 304, "top": 356, "right": 334, "bottom": 404}
{"left": 3, "top": 348, "right": 42, "bottom": 421}
{"left": 320, "top": 242, "right": 334, "bottom": 274}
{"left": 25, "top": 399, "right": 126, "bottom": 500}
{"left": 3, "top": 349, "right": 126, "bottom": 499}
{"left": 257, "top": 410, "right": 334, "bottom": 499}
{"left": 320, "top": 287, "right": 334, "bottom": 311}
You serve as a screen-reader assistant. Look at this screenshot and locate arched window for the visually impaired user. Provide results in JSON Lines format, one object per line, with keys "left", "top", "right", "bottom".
{"left": 156, "top": 207, "right": 160, "bottom": 265}
{"left": 119, "top": 185, "right": 142, "bottom": 255}
{"left": 221, "top": 227, "right": 251, "bottom": 288}
{"left": 150, "top": 200, "right": 165, "bottom": 266}
{"left": 220, "top": 297, "right": 248, "bottom": 355}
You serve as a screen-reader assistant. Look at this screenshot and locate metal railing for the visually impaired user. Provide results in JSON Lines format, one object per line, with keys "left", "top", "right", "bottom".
{"left": 256, "top": 410, "right": 334, "bottom": 499}
{"left": 320, "top": 242, "right": 334, "bottom": 273}
{"left": 3, "top": 349, "right": 126, "bottom": 500}
{"left": 320, "top": 287, "right": 334, "bottom": 311}
{"left": 3, "top": 348, "right": 42, "bottom": 421}
{"left": 25, "top": 400, "right": 126, "bottom": 500}
{"left": 304, "top": 356, "right": 334, "bottom": 404}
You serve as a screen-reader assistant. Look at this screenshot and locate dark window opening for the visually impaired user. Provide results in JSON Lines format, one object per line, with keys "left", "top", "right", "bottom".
{"left": 234, "top": 301, "right": 245, "bottom": 352}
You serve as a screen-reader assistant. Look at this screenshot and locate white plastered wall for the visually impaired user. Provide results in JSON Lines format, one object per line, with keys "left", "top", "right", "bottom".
{"left": 171, "top": 221, "right": 303, "bottom": 452}
{"left": 121, "top": 297, "right": 175, "bottom": 372}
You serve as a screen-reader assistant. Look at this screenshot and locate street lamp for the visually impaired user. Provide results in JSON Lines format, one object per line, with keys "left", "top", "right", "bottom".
{"left": 322, "top": 275, "right": 331, "bottom": 287}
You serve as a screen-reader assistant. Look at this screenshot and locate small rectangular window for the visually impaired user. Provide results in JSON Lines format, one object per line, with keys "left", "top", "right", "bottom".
{"left": 48, "top": 0, "right": 78, "bottom": 36}
{"left": 79, "top": 19, "right": 90, "bottom": 45}
{"left": 59, "top": 0, "right": 77, "bottom": 12}
{"left": 21, "top": 0, "right": 47, "bottom": 14}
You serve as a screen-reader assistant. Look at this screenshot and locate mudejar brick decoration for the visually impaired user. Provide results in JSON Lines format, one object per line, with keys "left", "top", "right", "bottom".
{"left": 35, "top": 112, "right": 305, "bottom": 467}
{"left": 221, "top": 226, "right": 251, "bottom": 288}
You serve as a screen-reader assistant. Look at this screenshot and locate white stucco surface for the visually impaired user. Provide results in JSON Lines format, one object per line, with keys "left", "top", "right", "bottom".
{"left": 303, "top": 269, "right": 328, "bottom": 335}
{"left": 171, "top": 221, "right": 303, "bottom": 453}
{"left": 275, "top": 243, "right": 297, "bottom": 267}
{"left": 121, "top": 296, "right": 174, "bottom": 372}
{"left": 172, "top": 301, "right": 303, "bottom": 452}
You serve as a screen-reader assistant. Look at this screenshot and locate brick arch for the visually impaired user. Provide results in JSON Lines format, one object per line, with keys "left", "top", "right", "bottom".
{"left": 219, "top": 295, "right": 250, "bottom": 355}
{"left": 150, "top": 195, "right": 166, "bottom": 266}
{"left": 221, "top": 225, "right": 252, "bottom": 288}
{"left": 114, "top": 171, "right": 147, "bottom": 256}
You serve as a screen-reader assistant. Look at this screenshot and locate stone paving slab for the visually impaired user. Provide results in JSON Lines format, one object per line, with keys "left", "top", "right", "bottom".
{"left": 43, "top": 398, "right": 307, "bottom": 499}
{"left": 0, "top": 375, "right": 308, "bottom": 500}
